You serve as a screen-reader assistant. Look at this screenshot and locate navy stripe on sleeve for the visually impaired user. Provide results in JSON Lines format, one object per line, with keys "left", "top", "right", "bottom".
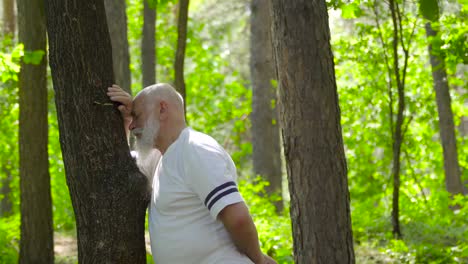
{"left": 204, "top": 181, "right": 237, "bottom": 206}
{"left": 207, "top": 187, "right": 239, "bottom": 210}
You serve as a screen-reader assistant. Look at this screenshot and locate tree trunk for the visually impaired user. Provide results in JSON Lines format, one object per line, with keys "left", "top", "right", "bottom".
{"left": 174, "top": 0, "right": 189, "bottom": 115}
{"left": 44, "top": 0, "right": 149, "bottom": 262}
{"left": 250, "top": 0, "right": 283, "bottom": 212}
{"left": 104, "top": 0, "right": 132, "bottom": 93}
{"left": 425, "top": 22, "right": 465, "bottom": 196}
{"left": 388, "top": 0, "right": 409, "bottom": 238}
{"left": 142, "top": 0, "right": 156, "bottom": 87}
{"left": 17, "top": 0, "right": 53, "bottom": 262}
{"left": 0, "top": 165, "right": 13, "bottom": 217}
{"left": 270, "top": 1, "right": 355, "bottom": 263}
{"left": 2, "top": 0, "right": 15, "bottom": 37}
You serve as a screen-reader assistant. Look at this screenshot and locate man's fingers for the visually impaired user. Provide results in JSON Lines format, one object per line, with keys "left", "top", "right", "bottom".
{"left": 111, "top": 84, "right": 122, "bottom": 90}
{"left": 109, "top": 95, "right": 132, "bottom": 104}
{"left": 107, "top": 87, "right": 124, "bottom": 92}
{"left": 107, "top": 89, "right": 129, "bottom": 96}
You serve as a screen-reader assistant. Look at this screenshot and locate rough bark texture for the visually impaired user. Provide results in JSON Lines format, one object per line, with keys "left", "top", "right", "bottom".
{"left": 104, "top": 0, "right": 131, "bottom": 93}
{"left": 270, "top": 1, "right": 355, "bottom": 263}
{"left": 425, "top": 22, "right": 465, "bottom": 196}
{"left": 17, "top": 0, "right": 54, "bottom": 262}
{"left": 142, "top": 0, "right": 156, "bottom": 87}
{"left": 45, "top": 0, "right": 149, "bottom": 262}
{"left": 174, "top": 0, "right": 189, "bottom": 115}
{"left": 2, "top": 0, "right": 15, "bottom": 36}
{"left": 250, "top": 0, "right": 283, "bottom": 212}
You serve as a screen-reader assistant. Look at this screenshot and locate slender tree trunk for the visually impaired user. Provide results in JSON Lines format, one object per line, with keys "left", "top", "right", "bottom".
{"left": 250, "top": 0, "right": 282, "bottom": 212}
{"left": 104, "top": 0, "right": 132, "bottom": 94}
{"left": 425, "top": 22, "right": 465, "bottom": 196}
{"left": 0, "top": 165, "right": 13, "bottom": 217}
{"left": 389, "top": 0, "right": 408, "bottom": 238}
{"left": 270, "top": 1, "right": 355, "bottom": 263}
{"left": 17, "top": 0, "right": 53, "bottom": 262}
{"left": 174, "top": 0, "right": 189, "bottom": 115}
{"left": 142, "top": 0, "right": 156, "bottom": 87}
{"left": 44, "top": 0, "right": 149, "bottom": 262}
{"left": 2, "top": 0, "right": 15, "bottom": 36}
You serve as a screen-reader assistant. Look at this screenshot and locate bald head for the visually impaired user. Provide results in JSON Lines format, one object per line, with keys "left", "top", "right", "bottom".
{"left": 135, "top": 83, "right": 184, "bottom": 112}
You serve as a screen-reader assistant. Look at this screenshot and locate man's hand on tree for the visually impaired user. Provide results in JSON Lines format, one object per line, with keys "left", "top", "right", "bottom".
{"left": 107, "top": 84, "right": 133, "bottom": 137}
{"left": 107, "top": 84, "right": 133, "bottom": 126}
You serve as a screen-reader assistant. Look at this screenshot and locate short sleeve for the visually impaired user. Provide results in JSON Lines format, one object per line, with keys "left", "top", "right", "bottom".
{"left": 184, "top": 141, "right": 244, "bottom": 220}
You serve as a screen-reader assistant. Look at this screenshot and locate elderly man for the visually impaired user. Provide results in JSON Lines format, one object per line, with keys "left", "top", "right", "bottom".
{"left": 107, "top": 83, "right": 276, "bottom": 264}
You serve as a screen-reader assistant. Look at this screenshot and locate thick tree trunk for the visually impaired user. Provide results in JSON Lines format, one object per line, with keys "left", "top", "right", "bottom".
{"left": 17, "top": 0, "right": 53, "bottom": 262}
{"left": 270, "top": 1, "right": 355, "bottom": 263}
{"left": 104, "top": 0, "right": 132, "bottom": 93}
{"left": 142, "top": 0, "right": 156, "bottom": 87}
{"left": 250, "top": 0, "right": 283, "bottom": 212}
{"left": 45, "top": 0, "right": 149, "bottom": 262}
{"left": 425, "top": 22, "right": 465, "bottom": 196}
{"left": 2, "top": 0, "right": 15, "bottom": 36}
{"left": 174, "top": 0, "right": 189, "bottom": 115}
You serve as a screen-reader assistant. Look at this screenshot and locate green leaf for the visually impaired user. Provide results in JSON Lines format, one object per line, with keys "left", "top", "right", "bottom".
{"left": 23, "top": 50, "right": 45, "bottom": 65}
{"left": 419, "top": 0, "right": 440, "bottom": 21}
{"left": 11, "top": 43, "right": 24, "bottom": 59}
{"left": 341, "top": 3, "right": 363, "bottom": 19}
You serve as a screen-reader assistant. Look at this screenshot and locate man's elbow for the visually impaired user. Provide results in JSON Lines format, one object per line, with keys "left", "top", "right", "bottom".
{"left": 219, "top": 203, "right": 253, "bottom": 230}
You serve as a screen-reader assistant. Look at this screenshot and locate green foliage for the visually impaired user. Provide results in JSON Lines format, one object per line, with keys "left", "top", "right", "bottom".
{"left": 0, "top": 41, "right": 22, "bottom": 217}
{"left": 146, "top": 0, "right": 157, "bottom": 9}
{"left": 419, "top": 0, "right": 440, "bottom": 21}
{"left": 0, "top": 215, "right": 20, "bottom": 263}
{"left": 0, "top": 0, "right": 466, "bottom": 262}
{"left": 23, "top": 49, "right": 45, "bottom": 65}
{"left": 0, "top": 37, "right": 75, "bottom": 262}
{"left": 440, "top": 12, "right": 468, "bottom": 68}
{"left": 333, "top": 1, "right": 468, "bottom": 262}
{"left": 341, "top": 2, "right": 364, "bottom": 19}
{"left": 0, "top": 43, "right": 22, "bottom": 83}
{"left": 239, "top": 176, "right": 293, "bottom": 263}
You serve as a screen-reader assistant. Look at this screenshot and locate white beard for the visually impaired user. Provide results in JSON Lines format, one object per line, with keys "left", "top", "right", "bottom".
{"left": 133, "top": 115, "right": 160, "bottom": 177}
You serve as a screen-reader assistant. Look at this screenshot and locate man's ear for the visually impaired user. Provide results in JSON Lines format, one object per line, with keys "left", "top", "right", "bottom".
{"left": 159, "top": 100, "right": 169, "bottom": 120}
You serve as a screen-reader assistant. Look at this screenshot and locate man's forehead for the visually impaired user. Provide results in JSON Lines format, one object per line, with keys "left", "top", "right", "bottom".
{"left": 132, "top": 97, "right": 145, "bottom": 115}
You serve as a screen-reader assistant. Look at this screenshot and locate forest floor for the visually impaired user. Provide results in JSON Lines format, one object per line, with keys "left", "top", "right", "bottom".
{"left": 54, "top": 233, "right": 394, "bottom": 264}
{"left": 54, "top": 232, "right": 153, "bottom": 264}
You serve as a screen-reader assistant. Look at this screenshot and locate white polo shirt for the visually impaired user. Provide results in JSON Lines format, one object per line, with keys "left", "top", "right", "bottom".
{"left": 148, "top": 127, "right": 253, "bottom": 264}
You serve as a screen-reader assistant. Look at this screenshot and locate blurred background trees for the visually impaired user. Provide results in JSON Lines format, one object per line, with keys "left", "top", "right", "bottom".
{"left": 0, "top": 0, "right": 466, "bottom": 263}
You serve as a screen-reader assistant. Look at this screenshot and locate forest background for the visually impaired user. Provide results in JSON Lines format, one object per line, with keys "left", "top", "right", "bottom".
{"left": 0, "top": 0, "right": 467, "bottom": 263}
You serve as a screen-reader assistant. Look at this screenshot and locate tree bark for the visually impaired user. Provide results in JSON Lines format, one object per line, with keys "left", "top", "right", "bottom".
{"left": 2, "top": 0, "right": 15, "bottom": 37}
{"left": 174, "top": 0, "right": 189, "bottom": 115}
{"left": 104, "top": 0, "right": 132, "bottom": 93}
{"left": 142, "top": 0, "right": 156, "bottom": 88}
{"left": 388, "top": 0, "right": 410, "bottom": 238}
{"left": 250, "top": 0, "right": 283, "bottom": 212}
{"left": 270, "top": 1, "right": 355, "bottom": 263}
{"left": 0, "top": 165, "right": 13, "bottom": 217}
{"left": 425, "top": 22, "right": 465, "bottom": 196}
{"left": 17, "top": 0, "right": 53, "bottom": 262}
{"left": 44, "top": 0, "right": 149, "bottom": 262}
